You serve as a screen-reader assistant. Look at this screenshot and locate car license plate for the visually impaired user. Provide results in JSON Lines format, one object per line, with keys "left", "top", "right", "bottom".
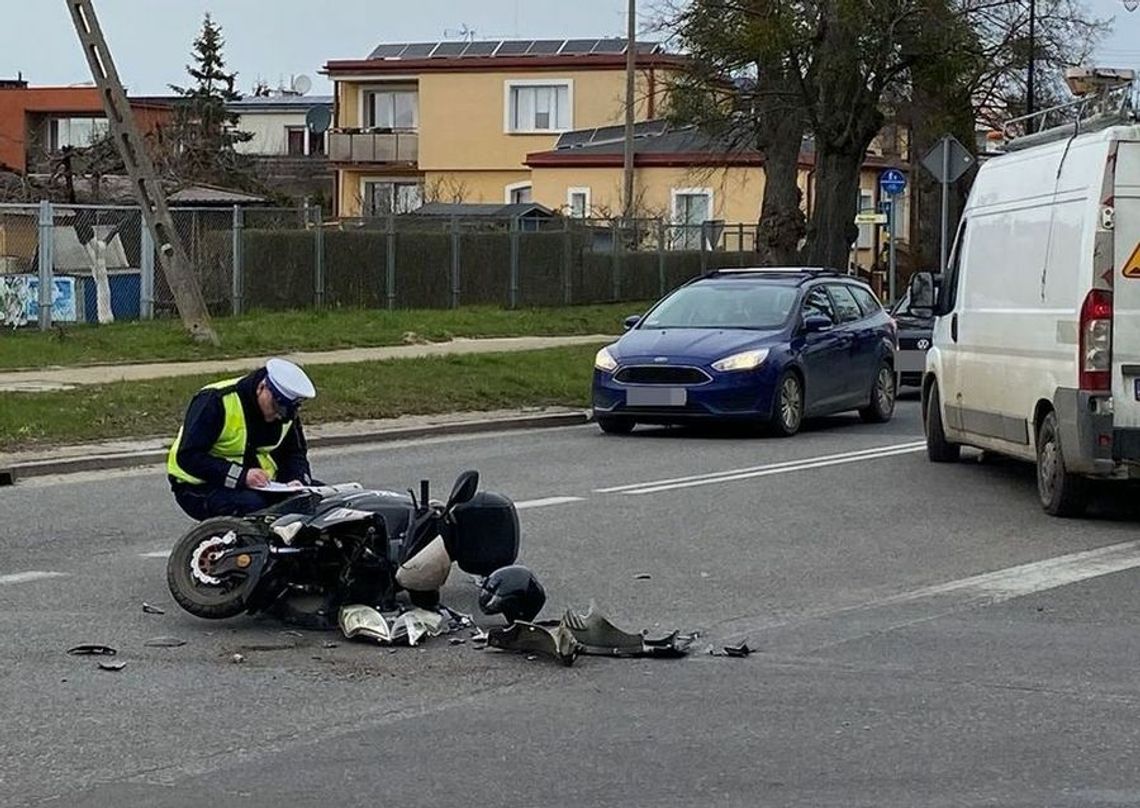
{"left": 626, "top": 387, "right": 687, "bottom": 407}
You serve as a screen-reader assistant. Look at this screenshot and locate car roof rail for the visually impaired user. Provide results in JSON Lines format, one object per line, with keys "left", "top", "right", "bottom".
{"left": 705, "top": 266, "right": 843, "bottom": 280}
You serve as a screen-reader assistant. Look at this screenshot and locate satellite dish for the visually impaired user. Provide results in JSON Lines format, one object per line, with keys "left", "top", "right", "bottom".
{"left": 291, "top": 74, "right": 313, "bottom": 95}
{"left": 306, "top": 106, "right": 332, "bottom": 134}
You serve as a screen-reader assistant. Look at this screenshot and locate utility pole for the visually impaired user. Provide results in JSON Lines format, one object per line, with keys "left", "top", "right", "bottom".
{"left": 65, "top": 0, "right": 219, "bottom": 344}
{"left": 622, "top": 0, "right": 636, "bottom": 223}
{"left": 1026, "top": 0, "right": 1036, "bottom": 118}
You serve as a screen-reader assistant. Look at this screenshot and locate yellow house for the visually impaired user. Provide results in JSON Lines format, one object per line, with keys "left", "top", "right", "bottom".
{"left": 322, "top": 38, "right": 684, "bottom": 217}
{"left": 322, "top": 38, "right": 912, "bottom": 277}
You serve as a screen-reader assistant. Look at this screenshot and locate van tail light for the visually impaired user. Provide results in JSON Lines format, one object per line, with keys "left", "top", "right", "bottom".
{"left": 1079, "top": 289, "right": 1112, "bottom": 392}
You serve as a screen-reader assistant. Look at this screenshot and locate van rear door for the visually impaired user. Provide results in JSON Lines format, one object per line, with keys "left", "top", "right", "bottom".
{"left": 1111, "top": 141, "right": 1140, "bottom": 440}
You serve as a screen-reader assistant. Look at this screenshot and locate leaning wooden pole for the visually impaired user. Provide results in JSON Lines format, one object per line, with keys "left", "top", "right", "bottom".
{"left": 66, "top": 0, "right": 219, "bottom": 344}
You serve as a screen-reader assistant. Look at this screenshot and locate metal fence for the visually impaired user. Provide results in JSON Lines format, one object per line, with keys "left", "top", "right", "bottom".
{"left": 0, "top": 202, "right": 769, "bottom": 329}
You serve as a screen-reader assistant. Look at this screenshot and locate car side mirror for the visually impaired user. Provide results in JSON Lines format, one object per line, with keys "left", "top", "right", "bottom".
{"left": 623, "top": 315, "right": 641, "bottom": 331}
{"left": 802, "top": 314, "right": 833, "bottom": 333}
{"left": 446, "top": 470, "right": 479, "bottom": 509}
{"left": 908, "top": 272, "right": 936, "bottom": 312}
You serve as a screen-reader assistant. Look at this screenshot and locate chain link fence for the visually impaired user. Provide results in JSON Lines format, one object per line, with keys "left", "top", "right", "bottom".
{"left": 2, "top": 202, "right": 771, "bottom": 329}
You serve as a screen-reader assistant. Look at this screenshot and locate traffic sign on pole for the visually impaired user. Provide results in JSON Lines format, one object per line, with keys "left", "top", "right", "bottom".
{"left": 879, "top": 169, "right": 907, "bottom": 197}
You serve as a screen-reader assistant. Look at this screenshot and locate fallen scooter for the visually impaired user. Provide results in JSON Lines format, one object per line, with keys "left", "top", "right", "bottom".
{"left": 166, "top": 470, "right": 522, "bottom": 628}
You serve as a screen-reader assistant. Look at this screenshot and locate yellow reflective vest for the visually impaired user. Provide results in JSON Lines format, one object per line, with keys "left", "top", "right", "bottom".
{"left": 167, "top": 376, "right": 293, "bottom": 486}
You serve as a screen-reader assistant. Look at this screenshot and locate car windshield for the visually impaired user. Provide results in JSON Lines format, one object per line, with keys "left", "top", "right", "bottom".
{"left": 641, "top": 282, "right": 799, "bottom": 330}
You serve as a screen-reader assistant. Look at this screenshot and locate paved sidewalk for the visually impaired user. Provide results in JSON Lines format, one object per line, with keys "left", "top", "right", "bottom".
{"left": 0, "top": 335, "right": 613, "bottom": 392}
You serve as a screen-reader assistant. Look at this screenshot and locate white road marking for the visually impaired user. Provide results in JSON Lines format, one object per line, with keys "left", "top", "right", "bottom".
{"left": 710, "top": 540, "right": 1140, "bottom": 648}
{"left": 599, "top": 441, "right": 926, "bottom": 495}
{"left": 140, "top": 550, "right": 171, "bottom": 559}
{"left": 0, "top": 571, "right": 68, "bottom": 585}
{"left": 877, "top": 540, "right": 1140, "bottom": 607}
{"left": 514, "top": 496, "right": 584, "bottom": 510}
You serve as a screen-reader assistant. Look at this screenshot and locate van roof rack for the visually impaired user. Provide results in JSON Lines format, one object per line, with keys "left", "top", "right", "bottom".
{"left": 1000, "top": 67, "right": 1137, "bottom": 151}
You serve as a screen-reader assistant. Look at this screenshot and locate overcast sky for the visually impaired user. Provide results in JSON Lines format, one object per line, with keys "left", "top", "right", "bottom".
{"left": 2, "top": 0, "right": 1138, "bottom": 96}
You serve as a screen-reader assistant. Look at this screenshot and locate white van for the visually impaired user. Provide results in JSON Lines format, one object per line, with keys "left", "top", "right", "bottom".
{"left": 910, "top": 69, "right": 1140, "bottom": 516}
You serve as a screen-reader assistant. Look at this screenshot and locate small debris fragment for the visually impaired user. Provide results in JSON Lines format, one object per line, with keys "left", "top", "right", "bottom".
{"left": 526, "top": 654, "right": 538, "bottom": 661}
{"left": 699, "top": 571, "right": 711, "bottom": 579}
{"left": 281, "top": 630, "right": 304, "bottom": 638}
{"left": 321, "top": 641, "right": 338, "bottom": 649}
{"left": 67, "top": 644, "right": 117, "bottom": 657}
{"left": 449, "top": 638, "right": 466, "bottom": 646}
{"left": 634, "top": 573, "right": 652, "bottom": 580}
{"left": 98, "top": 661, "right": 126, "bottom": 672}
{"left": 710, "top": 642, "right": 753, "bottom": 658}
{"left": 231, "top": 653, "right": 246, "bottom": 664}
{"left": 142, "top": 602, "right": 165, "bottom": 615}
{"left": 387, "top": 648, "right": 399, "bottom": 655}
{"left": 144, "top": 636, "right": 187, "bottom": 648}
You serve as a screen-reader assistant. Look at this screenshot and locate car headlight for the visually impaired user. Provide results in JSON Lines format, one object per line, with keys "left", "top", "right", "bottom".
{"left": 594, "top": 346, "right": 618, "bottom": 372}
{"left": 711, "top": 348, "right": 770, "bottom": 372}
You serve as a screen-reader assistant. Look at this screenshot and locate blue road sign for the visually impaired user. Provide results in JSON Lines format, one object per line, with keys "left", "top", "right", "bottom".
{"left": 879, "top": 169, "right": 906, "bottom": 196}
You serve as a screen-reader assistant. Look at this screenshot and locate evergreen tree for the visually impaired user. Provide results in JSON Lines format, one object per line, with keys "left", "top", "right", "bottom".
{"left": 167, "top": 13, "right": 255, "bottom": 186}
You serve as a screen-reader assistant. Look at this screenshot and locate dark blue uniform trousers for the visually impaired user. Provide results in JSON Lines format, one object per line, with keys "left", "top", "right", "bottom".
{"left": 173, "top": 485, "right": 276, "bottom": 521}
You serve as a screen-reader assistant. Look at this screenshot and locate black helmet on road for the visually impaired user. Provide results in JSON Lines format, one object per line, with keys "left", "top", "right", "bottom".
{"left": 478, "top": 565, "right": 546, "bottom": 623}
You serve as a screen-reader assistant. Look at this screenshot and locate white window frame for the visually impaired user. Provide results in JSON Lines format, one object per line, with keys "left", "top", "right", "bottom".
{"left": 503, "top": 79, "right": 574, "bottom": 134}
{"left": 567, "top": 186, "right": 591, "bottom": 218}
{"left": 358, "top": 85, "right": 419, "bottom": 131}
{"left": 359, "top": 176, "right": 424, "bottom": 216}
{"left": 48, "top": 116, "right": 110, "bottom": 150}
{"left": 505, "top": 181, "right": 533, "bottom": 205}
{"left": 670, "top": 187, "right": 715, "bottom": 250}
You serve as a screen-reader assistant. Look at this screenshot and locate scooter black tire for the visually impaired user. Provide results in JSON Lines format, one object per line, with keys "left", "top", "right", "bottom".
{"left": 166, "top": 517, "right": 267, "bottom": 619}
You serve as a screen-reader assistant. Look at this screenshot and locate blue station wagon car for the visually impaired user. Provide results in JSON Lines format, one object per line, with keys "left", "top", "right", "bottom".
{"left": 592, "top": 268, "right": 898, "bottom": 436}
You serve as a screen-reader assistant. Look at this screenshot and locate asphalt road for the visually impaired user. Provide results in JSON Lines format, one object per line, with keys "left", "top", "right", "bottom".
{"left": 4, "top": 398, "right": 1140, "bottom": 807}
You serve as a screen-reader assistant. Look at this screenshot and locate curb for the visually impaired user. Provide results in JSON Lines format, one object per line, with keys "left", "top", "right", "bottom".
{"left": 0, "top": 411, "right": 591, "bottom": 485}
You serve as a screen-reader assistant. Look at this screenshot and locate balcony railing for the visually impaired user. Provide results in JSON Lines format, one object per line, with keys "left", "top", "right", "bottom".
{"left": 328, "top": 130, "right": 418, "bottom": 164}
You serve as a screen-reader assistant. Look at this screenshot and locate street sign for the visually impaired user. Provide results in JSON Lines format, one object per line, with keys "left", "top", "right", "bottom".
{"left": 855, "top": 212, "right": 888, "bottom": 225}
{"left": 879, "top": 169, "right": 906, "bottom": 196}
{"left": 922, "top": 134, "right": 977, "bottom": 275}
{"left": 921, "top": 135, "right": 974, "bottom": 184}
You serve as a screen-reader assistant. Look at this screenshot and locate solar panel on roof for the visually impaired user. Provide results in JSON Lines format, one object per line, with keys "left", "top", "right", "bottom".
{"left": 635, "top": 41, "right": 664, "bottom": 54}
{"left": 527, "top": 40, "right": 563, "bottom": 55}
{"left": 401, "top": 42, "right": 437, "bottom": 57}
{"left": 592, "top": 39, "right": 627, "bottom": 53}
{"left": 561, "top": 39, "right": 597, "bottom": 55}
{"left": 556, "top": 129, "right": 595, "bottom": 149}
{"left": 495, "top": 40, "right": 533, "bottom": 55}
{"left": 369, "top": 43, "right": 407, "bottom": 58}
{"left": 462, "top": 40, "right": 498, "bottom": 56}
{"left": 432, "top": 42, "right": 467, "bottom": 56}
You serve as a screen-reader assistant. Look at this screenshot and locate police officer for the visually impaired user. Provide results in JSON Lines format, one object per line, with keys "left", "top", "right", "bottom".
{"left": 168, "top": 357, "right": 317, "bottom": 520}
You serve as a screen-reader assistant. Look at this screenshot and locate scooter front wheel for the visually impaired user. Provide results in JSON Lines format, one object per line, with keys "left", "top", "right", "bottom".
{"left": 166, "top": 517, "right": 268, "bottom": 619}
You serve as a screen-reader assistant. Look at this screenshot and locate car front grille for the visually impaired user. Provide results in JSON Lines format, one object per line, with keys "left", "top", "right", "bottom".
{"left": 614, "top": 365, "right": 711, "bottom": 385}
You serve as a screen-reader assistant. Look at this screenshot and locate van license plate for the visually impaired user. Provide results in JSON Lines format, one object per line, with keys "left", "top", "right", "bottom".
{"left": 627, "top": 387, "right": 687, "bottom": 407}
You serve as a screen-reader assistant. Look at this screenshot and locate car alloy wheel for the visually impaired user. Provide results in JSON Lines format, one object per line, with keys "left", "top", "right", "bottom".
{"left": 777, "top": 373, "right": 803, "bottom": 435}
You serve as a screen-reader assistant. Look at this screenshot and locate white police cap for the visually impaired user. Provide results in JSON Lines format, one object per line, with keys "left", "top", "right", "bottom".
{"left": 265, "top": 357, "right": 316, "bottom": 403}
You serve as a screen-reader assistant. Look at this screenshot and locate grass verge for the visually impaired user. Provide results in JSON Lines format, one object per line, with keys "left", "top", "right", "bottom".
{"left": 0, "top": 304, "right": 642, "bottom": 370}
{"left": 0, "top": 344, "right": 603, "bottom": 451}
